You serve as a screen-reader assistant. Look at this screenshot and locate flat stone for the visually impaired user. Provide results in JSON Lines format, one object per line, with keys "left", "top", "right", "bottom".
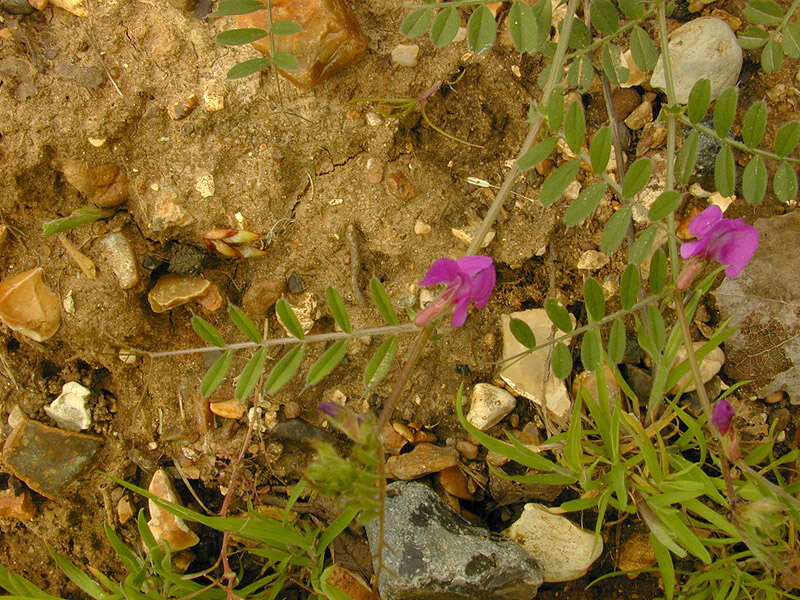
{"left": 209, "top": 399, "right": 245, "bottom": 419}
{"left": 489, "top": 468, "right": 563, "bottom": 507}
{"left": 617, "top": 533, "right": 656, "bottom": 578}
{"left": 385, "top": 170, "right": 417, "bottom": 201}
{"left": 0, "top": 0, "right": 35, "bottom": 14}
{"left": 149, "top": 189, "right": 194, "bottom": 233}
{"left": 44, "top": 381, "right": 92, "bottom": 431}
{"left": 504, "top": 503, "right": 603, "bottom": 582}
{"left": 147, "top": 469, "right": 200, "bottom": 552}
{"left": 576, "top": 250, "right": 609, "bottom": 271}
{"left": 0, "top": 267, "right": 61, "bottom": 342}
{"left": 438, "top": 466, "right": 472, "bottom": 500}
{"left": 2, "top": 418, "right": 103, "bottom": 498}
{"left": 0, "top": 488, "right": 35, "bottom": 520}
{"left": 382, "top": 422, "right": 408, "bottom": 455}
{"left": 650, "top": 17, "right": 742, "bottom": 104}
{"left": 53, "top": 62, "right": 103, "bottom": 88}
{"left": 365, "top": 481, "right": 543, "bottom": 600}
{"left": 99, "top": 232, "right": 140, "bottom": 290}
{"left": 670, "top": 342, "right": 725, "bottom": 393}
{"left": 499, "top": 309, "right": 573, "bottom": 423}
{"left": 386, "top": 443, "right": 458, "bottom": 480}
{"left": 148, "top": 274, "right": 211, "bottom": 313}
{"left": 57, "top": 159, "right": 128, "bottom": 207}
{"left": 391, "top": 43, "right": 419, "bottom": 67}
{"left": 238, "top": 0, "right": 368, "bottom": 89}
{"left": 242, "top": 279, "right": 284, "bottom": 318}
{"left": 467, "top": 383, "right": 516, "bottom": 430}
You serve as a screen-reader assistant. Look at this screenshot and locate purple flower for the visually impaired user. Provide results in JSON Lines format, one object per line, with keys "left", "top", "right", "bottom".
{"left": 680, "top": 206, "right": 759, "bottom": 278}
{"left": 712, "top": 399, "right": 735, "bottom": 435}
{"left": 415, "top": 256, "right": 496, "bottom": 328}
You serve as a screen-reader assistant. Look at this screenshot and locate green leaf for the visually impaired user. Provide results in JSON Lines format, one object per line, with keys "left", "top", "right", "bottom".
{"left": 584, "top": 277, "right": 605, "bottom": 321}
{"left": 41, "top": 206, "right": 115, "bottom": 237}
{"left": 566, "top": 17, "right": 590, "bottom": 49}
{"left": 51, "top": 554, "right": 106, "bottom": 600}
{"left": 675, "top": 130, "right": 699, "bottom": 185}
{"left": 364, "top": 336, "right": 397, "bottom": 387}
{"left": 650, "top": 535, "right": 675, "bottom": 600}
{"left": 326, "top": 287, "right": 351, "bottom": 333}
{"left": 738, "top": 25, "right": 770, "bottom": 48}
{"left": 211, "top": 0, "right": 265, "bottom": 16}
{"left": 467, "top": 5, "right": 497, "bottom": 54}
{"left": 216, "top": 28, "right": 267, "bottom": 45}
{"left": 590, "top": 127, "right": 611, "bottom": 174}
{"left": 564, "top": 395, "right": 583, "bottom": 473}
{"left": 648, "top": 190, "right": 681, "bottom": 221}
{"left": 742, "top": 155, "right": 767, "bottom": 204}
{"left": 607, "top": 319, "right": 626, "bottom": 364}
{"left": 508, "top": 1, "right": 538, "bottom": 52}
{"left": 620, "top": 264, "right": 639, "bottom": 311}
{"left": 401, "top": 7, "right": 432, "bottom": 38}
{"left": 270, "top": 20, "right": 302, "bottom": 35}
{"left": 263, "top": 345, "right": 304, "bottom": 394}
{"left": 744, "top": 0, "right": 783, "bottom": 26}
{"left": 431, "top": 7, "right": 460, "bottom": 47}
{"left": 235, "top": 348, "right": 267, "bottom": 401}
{"left": 192, "top": 315, "right": 226, "bottom": 347}
{"left": 228, "top": 304, "right": 262, "bottom": 343}
{"left": 567, "top": 54, "right": 594, "bottom": 92}
{"left": 761, "top": 38, "right": 784, "bottom": 72}
{"left": 276, "top": 298, "right": 305, "bottom": 339}
{"left": 540, "top": 159, "right": 581, "bottom": 206}
{"left": 618, "top": 0, "right": 643, "bottom": 20}
{"left": 590, "top": 0, "right": 618, "bottom": 35}
{"left": 552, "top": 342, "right": 573, "bottom": 379}
{"left": 545, "top": 298, "right": 572, "bottom": 333}
{"left": 647, "top": 304, "right": 666, "bottom": 348}
{"left": 305, "top": 340, "right": 348, "bottom": 387}
{"left": 774, "top": 161, "right": 798, "bottom": 203}
{"left": 564, "top": 182, "right": 607, "bottom": 227}
{"left": 687, "top": 78, "right": 711, "bottom": 124}
{"left": 510, "top": 317, "right": 536, "bottom": 348}
{"left": 518, "top": 136, "right": 558, "bottom": 171}
{"left": 628, "top": 225, "right": 657, "bottom": 266}
{"left": 600, "top": 204, "right": 632, "bottom": 255}
{"left": 783, "top": 22, "right": 800, "bottom": 58}
{"left": 202, "top": 351, "right": 233, "bottom": 397}
{"left": 370, "top": 277, "right": 399, "bottom": 326}
{"left": 649, "top": 249, "right": 667, "bottom": 294}
{"left": 226, "top": 57, "right": 271, "bottom": 79}
{"left": 533, "top": 0, "right": 551, "bottom": 49}
{"left": 565, "top": 100, "right": 586, "bottom": 154}
{"left": 738, "top": 25, "right": 769, "bottom": 50}
{"left": 775, "top": 122, "right": 800, "bottom": 156}
{"left": 630, "top": 26, "right": 658, "bottom": 72}
{"left": 546, "top": 87, "right": 564, "bottom": 133}
{"left": 741, "top": 102, "right": 768, "bottom": 150}
{"left": 713, "top": 87, "right": 738, "bottom": 138}
{"left": 273, "top": 51, "right": 299, "bottom": 70}
{"left": 622, "top": 157, "right": 653, "bottom": 199}
{"left": 714, "top": 145, "right": 736, "bottom": 197}
{"left": 601, "top": 43, "right": 628, "bottom": 87}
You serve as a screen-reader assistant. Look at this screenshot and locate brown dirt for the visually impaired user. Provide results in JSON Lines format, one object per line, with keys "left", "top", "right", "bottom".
{"left": 0, "top": 0, "right": 798, "bottom": 598}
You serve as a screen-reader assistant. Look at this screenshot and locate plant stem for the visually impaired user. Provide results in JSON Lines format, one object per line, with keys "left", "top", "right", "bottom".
{"left": 377, "top": 326, "right": 433, "bottom": 429}
{"left": 466, "top": 0, "right": 580, "bottom": 256}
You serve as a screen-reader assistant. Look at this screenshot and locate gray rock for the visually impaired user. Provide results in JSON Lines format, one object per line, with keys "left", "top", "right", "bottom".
{"left": 365, "top": 481, "right": 543, "bottom": 600}
{"left": 0, "top": 0, "right": 34, "bottom": 15}
{"left": 650, "top": 17, "right": 742, "bottom": 104}
{"left": 694, "top": 118, "right": 723, "bottom": 180}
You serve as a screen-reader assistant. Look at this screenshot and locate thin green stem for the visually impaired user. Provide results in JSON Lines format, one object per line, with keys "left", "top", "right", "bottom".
{"left": 467, "top": 0, "right": 581, "bottom": 255}
{"left": 378, "top": 326, "right": 433, "bottom": 429}
{"left": 680, "top": 117, "right": 800, "bottom": 164}
{"left": 780, "top": 0, "right": 800, "bottom": 31}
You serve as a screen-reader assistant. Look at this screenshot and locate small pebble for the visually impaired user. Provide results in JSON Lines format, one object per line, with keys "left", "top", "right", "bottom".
{"left": 283, "top": 401, "right": 302, "bottom": 419}
{"left": 385, "top": 170, "right": 417, "bottom": 201}
{"left": 116, "top": 495, "right": 135, "bottom": 524}
{"left": 386, "top": 443, "right": 458, "bottom": 480}
{"left": 456, "top": 439, "right": 479, "bottom": 459}
{"left": 45, "top": 381, "right": 92, "bottom": 431}
{"left": 167, "top": 94, "right": 198, "bottom": 120}
{"left": 414, "top": 219, "right": 432, "bottom": 235}
{"left": 467, "top": 383, "right": 517, "bottom": 430}
{"left": 147, "top": 470, "right": 199, "bottom": 551}
{"left": 0, "top": 0, "right": 35, "bottom": 14}
{"left": 577, "top": 250, "right": 609, "bottom": 271}
{"left": 287, "top": 272, "right": 306, "bottom": 294}
{"left": 438, "top": 466, "right": 472, "bottom": 500}
{"left": 391, "top": 43, "right": 420, "bottom": 67}
{"left": 624, "top": 99, "right": 652, "bottom": 131}
{"left": 365, "top": 157, "right": 383, "bottom": 184}
{"left": 365, "top": 111, "right": 383, "bottom": 126}
{"left": 99, "top": 232, "right": 140, "bottom": 290}
{"left": 194, "top": 173, "right": 215, "bottom": 198}
{"left": 0, "top": 268, "right": 61, "bottom": 342}
{"left": 242, "top": 279, "right": 284, "bottom": 318}
{"left": 209, "top": 399, "right": 245, "bottom": 420}
{"left": 0, "top": 489, "right": 35, "bottom": 520}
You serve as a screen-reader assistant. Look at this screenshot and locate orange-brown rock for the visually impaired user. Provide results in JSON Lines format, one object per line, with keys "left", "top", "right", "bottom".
{"left": 0, "top": 268, "right": 61, "bottom": 342}
{"left": 148, "top": 274, "right": 214, "bottom": 313}
{"left": 438, "top": 466, "right": 472, "bottom": 500}
{"left": 323, "top": 565, "right": 376, "bottom": 600}
{"left": 386, "top": 443, "right": 458, "bottom": 480}
{"left": 57, "top": 159, "right": 128, "bottom": 207}
{"left": 147, "top": 469, "right": 200, "bottom": 552}
{"left": 0, "top": 488, "right": 35, "bottom": 520}
{"left": 237, "top": 0, "right": 368, "bottom": 89}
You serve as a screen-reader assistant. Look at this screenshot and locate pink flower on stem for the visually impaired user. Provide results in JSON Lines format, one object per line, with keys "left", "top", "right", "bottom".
{"left": 414, "top": 256, "right": 496, "bottom": 328}
{"left": 680, "top": 206, "right": 759, "bottom": 278}
{"left": 712, "top": 399, "right": 735, "bottom": 435}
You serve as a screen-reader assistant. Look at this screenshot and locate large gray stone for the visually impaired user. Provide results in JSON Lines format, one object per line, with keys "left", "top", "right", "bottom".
{"left": 365, "top": 481, "right": 543, "bottom": 600}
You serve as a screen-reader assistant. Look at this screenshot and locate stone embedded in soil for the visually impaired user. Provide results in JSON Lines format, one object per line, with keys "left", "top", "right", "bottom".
{"left": 53, "top": 61, "right": 102, "bottom": 87}
{"left": 0, "top": 0, "right": 35, "bottom": 14}
{"left": 242, "top": 279, "right": 284, "bottom": 318}
{"left": 466, "top": 383, "right": 516, "bottom": 430}
{"left": 44, "top": 381, "right": 92, "bottom": 431}
{"left": 504, "top": 502, "right": 603, "bottom": 582}
{"left": 2, "top": 418, "right": 103, "bottom": 498}
{"left": 237, "top": 0, "right": 368, "bottom": 89}
{"left": 324, "top": 565, "right": 376, "bottom": 600}
{"left": 576, "top": 249, "right": 609, "bottom": 271}
{"left": 278, "top": 292, "right": 317, "bottom": 335}
{"left": 499, "top": 310, "right": 573, "bottom": 423}
{"left": 382, "top": 422, "right": 408, "bottom": 456}
{"left": 437, "top": 466, "right": 472, "bottom": 500}
{"left": 456, "top": 440, "right": 479, "bottom": 460}
{"left": 489, "top": 468, "right": 563, "bottom": 507}
{"left": 385, "top": 170, "right": 417, "bottom": 201}
{"left": 209, "top": 399, "right": 245, "bottom": 419}
{"left": 147, "top": 274, "right": 213, "bottom": 313}
{"left": 618, "top": 533, "right": 656, "bottom": 579}
{"left": 0, "top": 267, "right": 61, "bottom": 342}
{"left": 147, "top": 469, "right": 200, "bottom": 552}
{"left": 99, "top": 232, "right": 140, "bottom": 290}
{"left": 670, "top": 342, "right": 725, "bottom": 393}
{"left": 391, "top": 43, "right": 419, "bottom": 67}
{"left": 167, "top": 94, "right": 198, "bottom": 120}
{"left": 386, "top": 443, "right": 458, "bottom": 480}
{"left": 57, "top": 159, "right": 129, "bottom": 207}
{"left": 0, "top": 488, "right": 36, "bottom": 520}
{"left": 117, "top": 494, "right": 135, "bottom": 524}
{"left": 365, "top": 481, "right": 543, "bottom": 600}
{"left": 650, "top": 17, "right": 742, "bottom": 104}
{"left": 623, "top": 98, "right": 652, "bottom": 131}
{"left": 149, "top": 188, "right": 194, "bottom": 232}
{"left": 611, "top": 87, "right": 641, "bottom": 121}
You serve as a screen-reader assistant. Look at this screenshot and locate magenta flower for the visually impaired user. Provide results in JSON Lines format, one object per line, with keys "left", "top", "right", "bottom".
{"left": 415, "top": 256, "right": 496, "bottom": 328}
{"left": 680, "top": 206, "right": 759, "bottom": 278}
{"left": 712, "top": 399, "right": 735, "bottom": 435}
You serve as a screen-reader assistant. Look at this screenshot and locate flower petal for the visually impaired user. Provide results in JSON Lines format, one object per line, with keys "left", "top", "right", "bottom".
{"left": 688, "top": 205, "right": 723, "bottom": 238}
{"left": 680, "top": 239, "right": 708, "bottom": 259}
{"left": 450, "top": 295, "right": 470, "bottom": 328}
{"left": 455, "top": 255, "right": 494, "bottom": 277}
{"left": 419, "top": 258, "right": 460, "bottom": 287}
{"left": 712, "top": 399, "right": 735, "bottom": 434}
{"left": 470, "top": 265, "right": 496, "bottom": 308}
